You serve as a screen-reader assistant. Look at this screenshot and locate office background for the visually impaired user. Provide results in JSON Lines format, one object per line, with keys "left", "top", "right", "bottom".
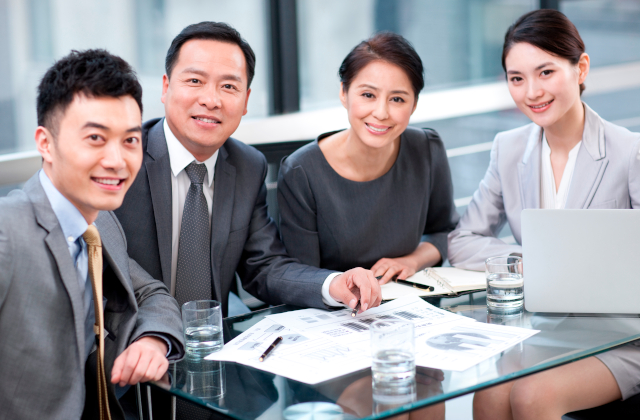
{"left": 2, "top": 1, "right": 640, "bottom": 230}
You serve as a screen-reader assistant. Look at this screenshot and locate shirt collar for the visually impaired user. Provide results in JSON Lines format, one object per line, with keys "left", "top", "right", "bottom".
{"left": 163, "top": 118, "right": 218, "bottom": 187}
{"left": 39, "top": 169, "right": 89, "bottom": 245}
{"left": 542, "top": 132, "right": 582, "bottom": 157}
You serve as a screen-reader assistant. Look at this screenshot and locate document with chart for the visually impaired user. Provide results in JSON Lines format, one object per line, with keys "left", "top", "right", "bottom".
{"left": 266, "top": 295, "right": 467, "bottom": 346}
{"left": 207, "top": 296, "right": 539, "bottom": 382}
{"left": 413, "top": 320, "right": 538, "bottom": 371}
{"left": 204, "top": 318, "right": 371, "bottom": 384}
{"left": 267, "top": 296, "right": 538, "bottom": 372}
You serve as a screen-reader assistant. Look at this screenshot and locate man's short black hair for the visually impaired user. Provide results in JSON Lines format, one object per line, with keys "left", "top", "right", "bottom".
{"left": 37, "top": 49, "right": 143, "bottom": 136}
{"left": 165, "top": 21, "right": 256, "bottom": 88}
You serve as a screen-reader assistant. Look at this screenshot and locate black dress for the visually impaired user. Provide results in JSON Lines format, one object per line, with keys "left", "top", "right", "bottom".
{"left": 277, "top": 126, "right": 459, "bottom": 272}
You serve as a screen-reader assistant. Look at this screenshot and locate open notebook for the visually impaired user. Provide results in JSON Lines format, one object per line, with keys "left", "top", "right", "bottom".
{"left": 381, "top": 267, "right": 486, "bottom": 300}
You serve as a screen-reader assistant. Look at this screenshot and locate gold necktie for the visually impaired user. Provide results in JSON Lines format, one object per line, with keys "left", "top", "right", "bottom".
{"left": 83, "top": 225, "right": 112, "bottom": 420}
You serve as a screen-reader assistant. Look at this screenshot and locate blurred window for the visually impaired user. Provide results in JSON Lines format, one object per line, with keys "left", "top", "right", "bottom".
{"left": 0, "top": 0, "right": 270, "bottom": 155}
{"left": 296, "top": 0, "right": 537, "bottom": 111}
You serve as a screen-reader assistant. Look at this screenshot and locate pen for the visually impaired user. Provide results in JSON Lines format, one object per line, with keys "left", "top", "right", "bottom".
{"left": 351, "top": 301, "right": 361, "bottom": 317}
{"left": 395, "top": 278, "right": 434, "bottom": 292}
{"left": 376, "top": 275, "right": 435, "bottom": 292}
{"left": 259, "top": 336, "right": 283, "bottom": 362}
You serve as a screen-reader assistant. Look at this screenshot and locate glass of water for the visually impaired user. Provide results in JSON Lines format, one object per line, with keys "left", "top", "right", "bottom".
{"left": 370, "top": 320, "right": 415, "bottom": 386}
{"left": 182, "top": 300, "right": 223, "bottom": 358}
{"left": 485, "top": 256, "right": 524, "bottom": 310}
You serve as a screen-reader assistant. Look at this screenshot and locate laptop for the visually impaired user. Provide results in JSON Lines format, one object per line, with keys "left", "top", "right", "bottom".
{"left": 521, "top": 209, "right": 640, "bottom": 314}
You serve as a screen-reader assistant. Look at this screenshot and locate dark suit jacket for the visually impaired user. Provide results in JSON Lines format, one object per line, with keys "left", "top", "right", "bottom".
{"left": 114, "top": 118, "right": 335, "bottom": 315}
{"left": 0, "top": 174, "right": 185, "bottom": 420}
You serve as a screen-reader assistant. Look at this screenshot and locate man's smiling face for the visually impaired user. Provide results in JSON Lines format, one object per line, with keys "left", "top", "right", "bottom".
{"left": 37, "top": 93, "right": 143, "bottom": 223}
{"left": 161, "top": 39, "right": 251, "bottom": 162}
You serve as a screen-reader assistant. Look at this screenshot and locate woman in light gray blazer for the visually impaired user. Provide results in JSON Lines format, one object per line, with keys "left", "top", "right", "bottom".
{"left": 448, "top": 10, "right": 640, "bottom": 420}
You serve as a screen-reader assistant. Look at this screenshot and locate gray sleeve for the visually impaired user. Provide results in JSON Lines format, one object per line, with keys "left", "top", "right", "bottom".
{"left": 277, "top": 157, "right": 322, "bottom": 267}
{"left": 448, "top": 133, "right": 522, "bottom": 270}
{"left": 236, "top": 155, "right": 336, "bottom": 309}
{"left": 128, "top": 257, "right": 185, "bottom": 360}
{"left": 0, "top": 217, "right": 13, "bottom": 308}
{"left": 421, "top": 129, "right": 460, "bottom": 263}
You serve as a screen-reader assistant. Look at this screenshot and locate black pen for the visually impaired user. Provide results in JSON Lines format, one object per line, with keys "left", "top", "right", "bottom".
{"left": 395, "top": 278, "right": 434, "bottom": 291}
{"left": 351, "top": 301, "right": 361, "bottom": 317}
{"left": 376, "top": 275, "right": 434, "bottom": 292}
{"left": 259, "top": 336, "right": 283, "bottom": 362}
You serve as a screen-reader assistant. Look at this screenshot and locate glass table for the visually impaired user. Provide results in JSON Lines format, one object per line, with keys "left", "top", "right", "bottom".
{"left": 149, "top": 295, "right": 640, "bottom": 419}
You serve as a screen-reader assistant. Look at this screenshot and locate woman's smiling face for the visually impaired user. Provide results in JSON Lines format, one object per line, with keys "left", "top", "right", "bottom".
{"left": 505, "top": 42, "right": 588, "bottom": 129}
{"left": 341, "top": 60, "right": 417, "bottom": 149}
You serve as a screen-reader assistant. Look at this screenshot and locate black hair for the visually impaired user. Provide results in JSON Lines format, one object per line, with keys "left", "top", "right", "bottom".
{"left": 339, "top": 32, "right": 424, "bottom": 100}
{"left": 37, "top": 49, "right": 143, "bottom": 135}
{"left": 165, "top": 21, "right": 256, "bottom": 88}
{"left": 503, "top": 9, "right": 586, "bottom": 95}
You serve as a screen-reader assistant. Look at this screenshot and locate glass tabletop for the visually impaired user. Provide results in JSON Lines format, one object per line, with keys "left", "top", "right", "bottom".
{"left": 151, "top": 294, "right": 640, "bottom": 420}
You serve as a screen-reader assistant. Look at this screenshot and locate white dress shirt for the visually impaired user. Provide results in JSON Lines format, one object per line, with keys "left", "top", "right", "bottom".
{"left": 162, "top": 120, "right": 342, "bottom": 305}
{"left": 540, "top": 133, "right": 582, "bottom": 210}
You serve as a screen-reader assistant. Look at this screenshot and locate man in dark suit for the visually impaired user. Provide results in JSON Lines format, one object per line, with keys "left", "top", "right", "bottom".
{"left": 0, "top": 50, "right": 184, "bottom": 420}
{"left": 115, "top": 22, "right": 382, "bottom": 317}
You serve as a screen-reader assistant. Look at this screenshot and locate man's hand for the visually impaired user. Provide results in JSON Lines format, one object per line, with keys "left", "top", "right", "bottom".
{"left": 329, "top": 268, "right": 382, "bottom": 313}
{"left": 111, "top": 336, "right": 169, "bottom": 387}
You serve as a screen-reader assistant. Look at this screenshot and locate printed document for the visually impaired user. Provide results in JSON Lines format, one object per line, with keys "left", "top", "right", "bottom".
{"left": 266, "top": 295, "right": 466, "bottom": 346}
{"left": 205, "top": 318, "right": 370, "bottom": 384}
{"left": 413, "top": 319, "right": 538, "bottom": 371}
{"left": 207, "top": 296, "right": 539, "bottom": 382}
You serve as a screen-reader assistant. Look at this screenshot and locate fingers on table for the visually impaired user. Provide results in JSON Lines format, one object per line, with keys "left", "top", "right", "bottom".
{"left": 112, "top": 344, "right": 169, "bottom": 386}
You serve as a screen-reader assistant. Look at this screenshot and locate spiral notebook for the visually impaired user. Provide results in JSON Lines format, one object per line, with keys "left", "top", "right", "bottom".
{"left": 381, "top": 267, "right": 486, "bottom": 300}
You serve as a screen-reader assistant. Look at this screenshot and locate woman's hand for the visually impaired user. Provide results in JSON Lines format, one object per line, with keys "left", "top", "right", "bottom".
{"left": 371, "top": 256, "right": 418, "bottom": 285}
{"left": 372, "top": 243, "right": 442, "bottom": 285}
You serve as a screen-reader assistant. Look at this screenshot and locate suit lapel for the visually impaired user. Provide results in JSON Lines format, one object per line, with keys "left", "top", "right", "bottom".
{"left": 97, "top": 212, "right": 135, "bottom": 300}
{"left": 145, "top": 120, "right": 173, "bottom": 289}
{"left": 24, "top": 175, "right": 86, "bottom": 367}
{"left": 518, "top": 125, "right": 542, "bottom": 209}
{"left": 565, "top": 104, "right": 608, "bottom": 209}
{"left": 211, "top": 145, "right": 235, "bottom": 301}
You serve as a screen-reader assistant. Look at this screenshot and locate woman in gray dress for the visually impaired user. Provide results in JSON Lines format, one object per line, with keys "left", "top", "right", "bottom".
{"left": 277, "top": 33, "right": 459, "bottom": 305}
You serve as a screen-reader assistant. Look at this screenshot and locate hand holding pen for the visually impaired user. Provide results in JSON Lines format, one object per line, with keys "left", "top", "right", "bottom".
{"left": 328, "top": 267, "right": 381, "bottom": 316}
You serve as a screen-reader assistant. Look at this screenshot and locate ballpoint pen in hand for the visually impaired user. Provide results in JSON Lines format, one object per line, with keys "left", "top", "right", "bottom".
{"left": 351, "top": 301, "right": 361, "bottom": 317}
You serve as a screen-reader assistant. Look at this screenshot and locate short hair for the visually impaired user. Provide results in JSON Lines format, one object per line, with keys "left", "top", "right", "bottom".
{"left": 165, "top": 21, "right": 256, "bottom": 88}
{"left": 502, "top": 9, "right": 586, "bottom": 95}
{"left": 339, "top": 32, "right": 424, "bottom": 100}
{"left": 37, "top": 49, "right": 143, "bottom": 135}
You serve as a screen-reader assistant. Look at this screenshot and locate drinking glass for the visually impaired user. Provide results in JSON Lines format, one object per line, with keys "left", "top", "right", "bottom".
{"left": 370, "top": 320, "right": 415, "bottom": 386}
{"left": 182, "top": 300, "right": 223, "bottom": 358}
{"left": 485, "top": 256, "right": 524, "bottom": 310}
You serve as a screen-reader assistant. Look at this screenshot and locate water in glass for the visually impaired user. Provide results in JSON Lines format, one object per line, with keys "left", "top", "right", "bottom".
{"left": 372, "top": 349, "right": 416, "bottom": 384}
{"left": 486, "top": 272, "right": 524, "bottom": 309}
{"left": 185, "top": 325, "right": 223, "bottom": 357}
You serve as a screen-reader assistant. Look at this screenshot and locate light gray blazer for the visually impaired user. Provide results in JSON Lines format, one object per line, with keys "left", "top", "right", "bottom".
{"left": 448, "top": 103, "right": 640, "bottom": 271}
{"left": 0, "top": 174, "right": 184, "bottom": 420}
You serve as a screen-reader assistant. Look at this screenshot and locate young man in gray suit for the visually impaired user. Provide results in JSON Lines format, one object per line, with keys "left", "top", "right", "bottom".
{"left": 115, "top": 22, "right": 382, "bottom": 317}
{"left": 0, "top": 50, "right": 184, "bottom": 420}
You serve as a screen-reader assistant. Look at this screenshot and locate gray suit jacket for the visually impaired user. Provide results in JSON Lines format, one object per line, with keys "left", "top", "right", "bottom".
{"left": 448, "top": 103, "right": 640, "bottom": 270}
{"left": 0, "top": 174, "right": 184, "bottom": 420}
{"left": 114, "top": 118, "right": 336, "bottom": 316}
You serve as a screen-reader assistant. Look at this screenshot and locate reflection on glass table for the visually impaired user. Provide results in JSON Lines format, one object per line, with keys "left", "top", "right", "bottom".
{"left": 150, "top": 294, "right": 640, "bottom": 420}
